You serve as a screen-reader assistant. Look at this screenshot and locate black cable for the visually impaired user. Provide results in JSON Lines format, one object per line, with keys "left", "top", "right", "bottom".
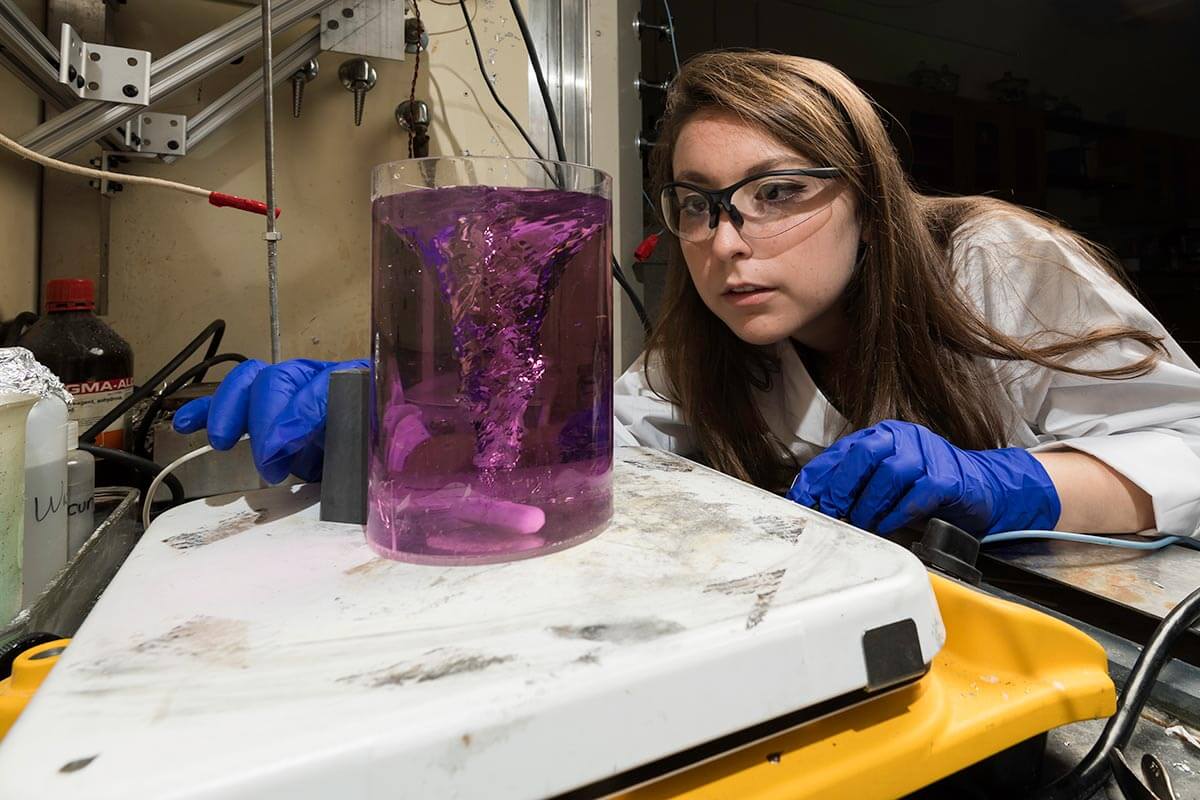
{"left": 508, "top": 0, "right": 566, "bottom": 163}
{"left": 459, "top": 1, "right": 547, "bottom": 164}
{"left": 460, "top": 0, "right": 651, "bottom": 331}
{"left": 614, "top": 255, "right": 652, "bottom": 330}
{"left": 504, "top": 0, "right": 651, "bottom": 331}
{"left": 1, "top": 311, "right": 38, "bottom": 347}
{"left": 132, "top": 353, "right": 247, "bottom": 457}
{"left": 81, "top": 319, "right": 227, "bottom": 443}
{"left": 1035, "top": 582, "right": 1200, "bottom": 799}
{"left": 406, "top": 0, "right": 423, "bottom": 158}
{"left": 80, "top": 443, "right": 185, "bottom": 506}
{"left": 194, "top": 318, "right": 225, "bottom": 385}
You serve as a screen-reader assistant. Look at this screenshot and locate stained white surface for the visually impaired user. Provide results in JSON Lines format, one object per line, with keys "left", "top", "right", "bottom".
{"left": 0, "top": 447, "right": 943, "bottom": 799}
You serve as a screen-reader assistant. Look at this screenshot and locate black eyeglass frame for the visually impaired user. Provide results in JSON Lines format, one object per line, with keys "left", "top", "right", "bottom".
{"left": 660, "top": 167, "right": 844, "bottom": 239}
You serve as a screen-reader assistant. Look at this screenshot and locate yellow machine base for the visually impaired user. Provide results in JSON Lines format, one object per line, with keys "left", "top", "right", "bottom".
{"left": 623, "top": 574, "right": 1116, "bottom": 800}
{"left": 0, "top": 639, "right": 70, "bottom": 741}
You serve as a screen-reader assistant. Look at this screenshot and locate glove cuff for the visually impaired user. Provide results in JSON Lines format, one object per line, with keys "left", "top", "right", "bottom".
{"left": 981, "top": 448, "right": 1062, "bottom": 535}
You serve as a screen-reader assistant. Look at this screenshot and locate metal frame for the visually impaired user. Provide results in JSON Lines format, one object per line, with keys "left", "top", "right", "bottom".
{"left": 187, "top": 28, "right": 321, "bottom": 152}
{"left": 9, "top": 0, "right": 338, "bottom": 158}
{"left": 0, "top": 0, "right": 77, "bottom": 108}
{"left": 527, "top": 0, "right": 591, "bottom": 164}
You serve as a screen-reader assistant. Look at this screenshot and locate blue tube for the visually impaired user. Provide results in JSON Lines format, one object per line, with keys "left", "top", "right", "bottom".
{"left": 660, "top": 0, "right": 681, "bottom": 73}
{"left": 980, "top": 530, "right": 1182, "bottom": 550}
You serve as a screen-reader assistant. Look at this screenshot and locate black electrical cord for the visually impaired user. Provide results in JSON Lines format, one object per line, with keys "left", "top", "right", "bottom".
{"left": 506, "top": 0, "right": 651, "bottom": 331}
{"left": 132, "top": 353, "right": 247, "bottom": 457}
{"left": 81, "top": 319, "right": 227, "bottom": 443}
{"left": 459, "top": 1, "right": 548, "bottom": 165}
{"left": 507, "top": 0, "right": 566, "bottom": 164}
{"left": 1035, "top": 581, "right": 1200, "bottom": 799}
{"left": 79, "top": 443, "right": 185, "bottom": 506}
{"left": 459, "top": 0, "right": 652, "bottom": 332}
{"left": 194, "top": 317, "right": 225, "bottom": 385}
{"left": 614, "top": 258, "right": 652, "bottom": 330}
{"left": 1, "top": 311, "right": 38, "bottom": 346}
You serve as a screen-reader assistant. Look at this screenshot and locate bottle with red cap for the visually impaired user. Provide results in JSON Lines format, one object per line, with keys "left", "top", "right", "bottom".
{"left": 18, "top": 279, "right": 134, "bottom": 450}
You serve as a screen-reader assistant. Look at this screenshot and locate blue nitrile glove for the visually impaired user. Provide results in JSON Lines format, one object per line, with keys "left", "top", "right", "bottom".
{"left": 173, "top": 358, "right": 370, "bottom": 484}
{"left": 786, "top": 419, "right": 1061, "bottom": 537}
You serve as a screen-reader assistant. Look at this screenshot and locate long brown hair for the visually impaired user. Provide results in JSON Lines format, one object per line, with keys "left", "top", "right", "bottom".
{"left": 645, "top": 50, "right": 1165, "bottom": 491}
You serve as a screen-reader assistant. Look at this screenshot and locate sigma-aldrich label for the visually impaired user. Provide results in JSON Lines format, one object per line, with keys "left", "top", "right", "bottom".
{"left": 65, "top": 376, "right": 133, "bottom": 449}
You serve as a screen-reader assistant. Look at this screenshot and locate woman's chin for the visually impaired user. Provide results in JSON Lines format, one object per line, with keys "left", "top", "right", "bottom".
{"left": 726, "top": 316, "right": 791, "bottom": 347}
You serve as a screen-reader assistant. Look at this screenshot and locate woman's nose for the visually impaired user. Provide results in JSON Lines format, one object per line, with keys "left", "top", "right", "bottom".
{"left": 709, "top": 211, "right": 752, "bottom": 261}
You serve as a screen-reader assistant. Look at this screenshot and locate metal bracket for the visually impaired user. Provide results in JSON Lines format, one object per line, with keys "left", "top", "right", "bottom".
{"left": 123, "top": 111, "right": 188, "bottom": 156}
{"left": 87, "top": 151, "right": 124, "bottom": 196}
{"left": 320, "top": 0, "right": 408, "bottom": 61}
{"left": 58, "top": 22, "right": 151, "bottom": 105}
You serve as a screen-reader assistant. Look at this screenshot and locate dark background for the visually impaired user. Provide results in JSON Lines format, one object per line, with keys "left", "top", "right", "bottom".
{"left": 635, "top": 0, "right": 1200, "bottom": 359}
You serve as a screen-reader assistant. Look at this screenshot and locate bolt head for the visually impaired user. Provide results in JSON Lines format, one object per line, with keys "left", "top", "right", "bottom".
{"left": 339, "top": 58, "right": 376, "bottom": 90}
{"left": 295, "top": 58, "right": 319, "bottom": 82}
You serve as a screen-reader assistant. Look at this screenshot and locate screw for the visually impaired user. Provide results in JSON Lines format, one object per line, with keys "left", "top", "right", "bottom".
{"left": 290, "top": 59, "right": 319, "bottom": 119}
{"left": 338, "top": 58, "right": 377, "bottom": 127}
{"left": 632, "top": 12, "right": 672, "bottom": 39}
{"left": 634, "top": 74, "right": 671, "bottom": 97}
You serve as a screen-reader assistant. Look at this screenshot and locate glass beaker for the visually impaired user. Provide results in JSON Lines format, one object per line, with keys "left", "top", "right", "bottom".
{"left": 368, "top": 157, "right": 613, "bottom": 564}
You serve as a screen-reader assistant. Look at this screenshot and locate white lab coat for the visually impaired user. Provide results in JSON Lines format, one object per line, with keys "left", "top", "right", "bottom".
{"left": 614, "top": 211, "right": 1200, "bottom": 537}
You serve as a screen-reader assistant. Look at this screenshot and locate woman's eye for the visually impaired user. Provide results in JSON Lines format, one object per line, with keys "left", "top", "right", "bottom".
{"left": 679, "top": 195, "right": 709, "bottom": 216}
{"left": 755, "top": 182, "right": 807, "bottom": 202}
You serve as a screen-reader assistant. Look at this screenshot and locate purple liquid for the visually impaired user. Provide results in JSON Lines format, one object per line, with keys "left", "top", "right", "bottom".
{"left": 368, "top": 185, "right": 613, "bottom": 564}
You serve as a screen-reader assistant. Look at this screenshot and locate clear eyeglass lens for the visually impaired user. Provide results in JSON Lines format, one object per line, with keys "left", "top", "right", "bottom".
{"left": 662, "top": 174, "right": 840, "bottom": 242}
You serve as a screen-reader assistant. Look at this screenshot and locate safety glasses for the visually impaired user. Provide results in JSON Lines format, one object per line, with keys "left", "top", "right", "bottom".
{"left": 660, "top": 168, "right": 844, "bottom": 243}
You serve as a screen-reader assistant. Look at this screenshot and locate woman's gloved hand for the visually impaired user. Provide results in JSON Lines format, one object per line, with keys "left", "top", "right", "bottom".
{"left": 173, "top": 358, "right": 369, "bottom": 484}
{"left": 787, "top": 419, "right": 1061, "bottom": 536}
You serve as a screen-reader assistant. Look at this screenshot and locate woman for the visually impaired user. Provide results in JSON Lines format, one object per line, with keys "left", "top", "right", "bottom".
{"left": 617, "top": 50, "right": 1200, "bottom": 538}
{"left": 176, "top": 50, "right": 1200, "bottom": 539}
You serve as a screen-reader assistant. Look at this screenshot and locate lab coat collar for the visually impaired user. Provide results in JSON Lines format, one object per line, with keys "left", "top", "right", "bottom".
{"left": 769, "top": 340, "right": 848, "bottom": 449}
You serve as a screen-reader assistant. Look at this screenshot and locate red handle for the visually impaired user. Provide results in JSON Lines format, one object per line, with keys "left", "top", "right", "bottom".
{"left": 634, "top": 232, "right": 661, "bottom": 262}
{"left": 208, "top": 192, "right": 282, "bottom": 218}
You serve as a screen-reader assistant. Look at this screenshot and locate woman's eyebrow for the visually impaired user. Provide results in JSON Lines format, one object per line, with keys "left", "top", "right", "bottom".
{"left": 673, "top": 156, "right": 814, "bottom": 186}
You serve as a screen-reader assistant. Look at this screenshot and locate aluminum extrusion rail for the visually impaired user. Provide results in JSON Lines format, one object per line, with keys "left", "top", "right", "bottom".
{"left": 186, "top": 29, "right": 320, "bottom": 152}
{"left": 19, "top": 0, "right": 338, "bottom": 157}
{"left": 0, "top": 0, "right": 77, "bottom": 108}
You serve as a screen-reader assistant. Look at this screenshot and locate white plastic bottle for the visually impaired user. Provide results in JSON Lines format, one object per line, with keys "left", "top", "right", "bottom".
{"left": 0, "top": 392, "right": 36, "bottom": 624}
{"left": 66, "top": 421, "right": 96, "bottom": 557}
{"left": 23, "top": 391, "right": 69, "bottom": 607}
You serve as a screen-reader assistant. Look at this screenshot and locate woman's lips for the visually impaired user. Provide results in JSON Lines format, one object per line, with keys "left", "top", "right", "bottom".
{"left": 722, "top": 286, "right": 775, "bottom": 306}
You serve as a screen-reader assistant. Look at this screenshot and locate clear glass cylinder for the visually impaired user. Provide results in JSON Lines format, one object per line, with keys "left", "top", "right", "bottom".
{"left": 368, "top": 157, "right": 614, "bottom": 565}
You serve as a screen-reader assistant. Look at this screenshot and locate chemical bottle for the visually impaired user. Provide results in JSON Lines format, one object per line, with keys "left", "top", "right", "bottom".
{"left": 66, "top": 421, "right": 95, "bottom": 557}
{"left": 0, "top": 392, "right": 36, "bottom": 625}
{"left": 0, "top": 348, "right": 71, "bottom": 608}
{"left": 22, "top": 387, "right": 68, "bottom": 606}
{"left": 19, "top": 279, "right": 134, "bottom": 450}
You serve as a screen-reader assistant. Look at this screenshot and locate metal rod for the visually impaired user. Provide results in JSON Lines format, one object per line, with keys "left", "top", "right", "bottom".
{"left": 260, "top": 0, "right": 281, "bottom": 364}
{"left": 19, "top": 0, "right": 336, "bottom": 157}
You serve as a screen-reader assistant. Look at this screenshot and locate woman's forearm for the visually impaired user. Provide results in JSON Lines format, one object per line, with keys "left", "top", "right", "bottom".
{"left": 1032, "top": 450, "right": 1156, "bottom": 534}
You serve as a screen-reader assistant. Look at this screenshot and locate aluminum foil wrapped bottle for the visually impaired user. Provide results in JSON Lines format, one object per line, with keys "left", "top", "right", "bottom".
{"left": 0, "top": 348, "right": 71, "bottom": 607}
{"left": 368, "top": 157, "right": 614, "bottom": 564}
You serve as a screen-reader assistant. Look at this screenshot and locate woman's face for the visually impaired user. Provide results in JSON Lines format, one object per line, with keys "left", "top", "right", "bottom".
{"left": 671, "top": 111, "right": 862, "bottom": 351}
